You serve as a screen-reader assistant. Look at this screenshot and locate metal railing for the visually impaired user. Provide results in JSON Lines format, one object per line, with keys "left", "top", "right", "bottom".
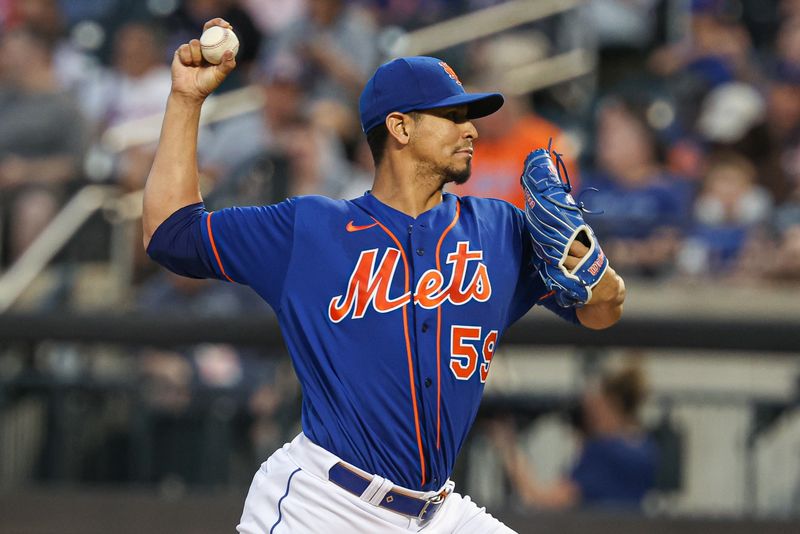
{"left": 0, "top": 85, "right": 264, "bottom": 313}
{"left": 392, "top": 0, "right": 593, "bottom": 96}
{"left": 0, "top": 186, "right": 116, "bottom": 312}
{"left": 393, "top": 0, "right": 582, "bottom": 55}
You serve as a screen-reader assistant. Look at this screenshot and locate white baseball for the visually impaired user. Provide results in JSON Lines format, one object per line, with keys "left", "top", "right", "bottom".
{"left": 199, "top": 26, "right": 239, "bottom": 65}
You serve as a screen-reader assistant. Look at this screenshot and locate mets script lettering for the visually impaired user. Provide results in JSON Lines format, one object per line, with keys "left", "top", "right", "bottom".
{"left": 328, "top": 241, "right": 491, "bottom": 323}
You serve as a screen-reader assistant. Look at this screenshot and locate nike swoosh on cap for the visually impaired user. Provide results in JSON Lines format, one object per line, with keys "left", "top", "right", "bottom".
{"left": 346, "top": 220, "right": 379, "bottom": 232}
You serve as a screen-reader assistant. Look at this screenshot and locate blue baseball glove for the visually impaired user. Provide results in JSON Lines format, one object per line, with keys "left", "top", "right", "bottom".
{"left": 520, "top": 144, "right": 608, "bottom": 308}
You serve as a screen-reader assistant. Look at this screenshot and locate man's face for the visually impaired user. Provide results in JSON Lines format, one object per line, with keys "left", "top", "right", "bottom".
{"left": 407, "top": 105, "right": 478, "bottom": 185}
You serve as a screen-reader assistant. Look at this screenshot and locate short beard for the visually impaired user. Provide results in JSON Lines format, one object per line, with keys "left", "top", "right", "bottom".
{"left": 443, "top": 161, "right": 471, "bottom": 185}
{"left": 413, "top": 160, "right": 472, "bottom": 188}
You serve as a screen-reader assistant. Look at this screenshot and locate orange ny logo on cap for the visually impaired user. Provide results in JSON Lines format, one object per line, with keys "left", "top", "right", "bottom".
{"left": 438, "top": 61, "right": 462, "bottom": 86}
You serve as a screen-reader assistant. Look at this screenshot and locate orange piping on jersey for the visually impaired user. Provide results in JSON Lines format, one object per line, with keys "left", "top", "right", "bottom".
{"left": 434, "top": 200, "right": 460, "bottom": 450}
{"left": 372, "top": 216, "right": 426, "bottom": 487}
{"left": 538, "top": 290, "right": 556, "bottom": 301}
{"left": 206, "top": 212, "right": 234, "bottom": 282}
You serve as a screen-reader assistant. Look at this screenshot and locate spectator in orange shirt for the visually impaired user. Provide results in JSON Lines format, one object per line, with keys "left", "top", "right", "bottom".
{"left": 453, "top": 92, "right": 577, "bottom": 209}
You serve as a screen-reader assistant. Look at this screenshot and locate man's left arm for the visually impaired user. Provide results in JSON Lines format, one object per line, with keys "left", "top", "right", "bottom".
{"left": 563, "top": 241, "right": 626, "bottom": 330}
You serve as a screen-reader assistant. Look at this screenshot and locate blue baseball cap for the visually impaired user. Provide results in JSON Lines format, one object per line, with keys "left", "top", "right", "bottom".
{"left": 359, "top": 56, "right": 504, "bottom": 134}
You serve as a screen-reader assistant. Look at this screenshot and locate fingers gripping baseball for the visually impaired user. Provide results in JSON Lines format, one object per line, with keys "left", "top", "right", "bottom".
{"left": 189, "top": 39, "right": 203, "bottom": 65}
{"left": 171, "top": 18, "right": 236, "bottom": 102}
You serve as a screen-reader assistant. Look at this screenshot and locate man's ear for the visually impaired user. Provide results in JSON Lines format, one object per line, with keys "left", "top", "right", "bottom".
{"left": 386, "top": 112, "right": 411, "bottom": 145}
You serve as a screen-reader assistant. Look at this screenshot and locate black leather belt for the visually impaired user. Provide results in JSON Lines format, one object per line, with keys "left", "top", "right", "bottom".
{"left": 328, "top": 462, "right": 450, "bottom": 521}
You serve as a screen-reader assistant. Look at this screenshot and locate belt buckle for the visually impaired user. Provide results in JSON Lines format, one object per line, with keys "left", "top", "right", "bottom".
{"left": 417, "top": 488, "right": 449, "bottom": 521}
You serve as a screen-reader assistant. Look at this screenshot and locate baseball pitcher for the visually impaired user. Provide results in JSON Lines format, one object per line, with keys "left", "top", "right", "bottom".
{"left": 144, "top": 18, "right": 626, "bottom": 534}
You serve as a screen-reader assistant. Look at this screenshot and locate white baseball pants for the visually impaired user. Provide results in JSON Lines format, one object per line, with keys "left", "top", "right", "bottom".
{"left": 237, "top": 433, "right": 516, "bottom": 533}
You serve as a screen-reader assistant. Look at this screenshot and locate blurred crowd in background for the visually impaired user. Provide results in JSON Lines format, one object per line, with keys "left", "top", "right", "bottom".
{"left": 1, "top": 0, "right": 799, "bottom": 284}
{"left": 1, "top": 0, "right": 799, "bottom": 515}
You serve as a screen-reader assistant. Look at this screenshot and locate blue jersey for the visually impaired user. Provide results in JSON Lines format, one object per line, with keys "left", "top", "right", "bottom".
{"left": 147, "top": 192, "right": 578, "bottom": 491}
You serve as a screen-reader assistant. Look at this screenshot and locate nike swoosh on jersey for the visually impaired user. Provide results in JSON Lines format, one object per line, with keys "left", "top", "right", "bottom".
{"left": 346, "top": 220, "right": 378, "bottom": 232}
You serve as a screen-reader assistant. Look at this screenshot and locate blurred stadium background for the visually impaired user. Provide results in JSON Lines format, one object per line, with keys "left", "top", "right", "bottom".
{"left": 1, "top": 0, "right": 800, "bottom": 532}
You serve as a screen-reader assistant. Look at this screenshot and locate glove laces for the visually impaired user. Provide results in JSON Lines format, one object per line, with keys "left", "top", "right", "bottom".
{"left": 546, "top": 138, "right": 603, "bottom": 215}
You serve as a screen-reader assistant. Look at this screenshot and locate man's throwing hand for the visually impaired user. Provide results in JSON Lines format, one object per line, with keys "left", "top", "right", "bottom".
{"left": 171, "top": 18, "right": 237, "bottom": 103}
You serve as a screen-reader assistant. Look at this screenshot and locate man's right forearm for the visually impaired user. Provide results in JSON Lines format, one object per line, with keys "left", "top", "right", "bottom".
{"left": 142, "top": 93, "right": 205, "bottom": 249}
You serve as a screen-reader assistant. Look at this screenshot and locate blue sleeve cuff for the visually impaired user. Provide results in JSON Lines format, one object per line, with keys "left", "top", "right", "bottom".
{"left": 146, "top": 203, "right": 221, "bottom": 280}
{"left": 537, "top": 294, "right": 581, "bottom": 324}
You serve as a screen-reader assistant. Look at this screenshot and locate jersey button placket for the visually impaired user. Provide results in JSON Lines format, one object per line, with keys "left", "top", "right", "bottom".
{"left": 409, "top": 221, "right": 433, "bottom": 483}
{"left": 415, "top": 219, "right": 442, "bottom": 484}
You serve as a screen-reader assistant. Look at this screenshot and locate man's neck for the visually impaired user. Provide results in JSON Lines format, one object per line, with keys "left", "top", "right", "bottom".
{"left": 371, "top": 160, "right": 444, "bottom": 218}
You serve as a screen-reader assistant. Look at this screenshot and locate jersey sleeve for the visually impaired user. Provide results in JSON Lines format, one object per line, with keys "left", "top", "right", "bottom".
{"left": 146, "top": 203, "right": 218, "bottom": 279}
{"left": 146, "top": 199, "right": 297, "bottom": 310}
{"left": 505, "top": 205, "right": 579, "bottom": 327}
{"left": 199, "top": 199, "right": 296, "bottom": 308}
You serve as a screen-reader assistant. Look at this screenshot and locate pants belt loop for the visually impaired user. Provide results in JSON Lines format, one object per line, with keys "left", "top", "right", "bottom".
{"left": 365, "top": 476, "right": 394, "bottom": 506}
{"left": 359, "top": 474, "right": 394, "bottom": 506}
{"left": 358, "top": 474, "right": 385, "bottom": 503}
